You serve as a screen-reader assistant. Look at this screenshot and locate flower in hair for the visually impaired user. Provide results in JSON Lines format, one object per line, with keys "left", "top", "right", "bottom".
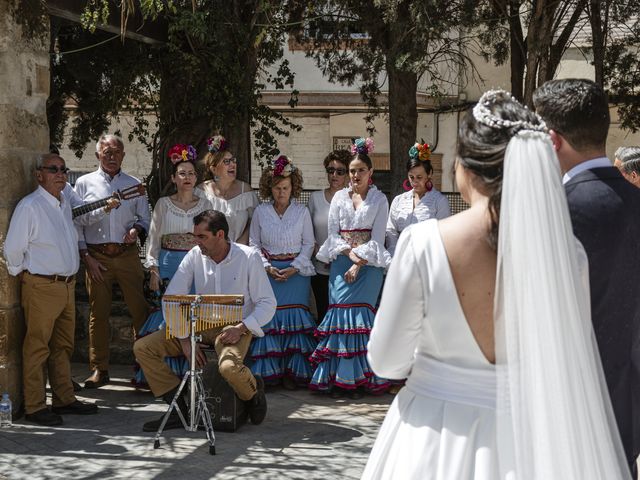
{"left": 207, "top": 135, "right": 229, "bottom": 154}
{"left": 272, "top": 155, "right": 295, "bottom": 177}
{"left": 351, "top": 137, "right": 374, "bottom": 155}
{"left": 168, "top": 144, "right": 197, "bottom": 164}
{"left": 409, "top": 142, "right": 431, "bottom": 162}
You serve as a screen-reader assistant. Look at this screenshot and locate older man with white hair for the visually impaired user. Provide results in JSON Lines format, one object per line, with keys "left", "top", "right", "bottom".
{"left": 74, "top": 134, "right": 151, "bottom": 389}
{"left": 4, "top": 153, "right": 103, "bottom": 426}
{"left": 614, "top": 146, "right": 640, "bottom": 188}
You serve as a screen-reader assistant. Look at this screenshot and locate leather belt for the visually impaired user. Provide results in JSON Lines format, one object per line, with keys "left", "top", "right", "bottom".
{"left": 88, "top": 243, "right": 130, "bottom": 257}
{"left": 28, "top": 272, "right": 76, "bottom": 283}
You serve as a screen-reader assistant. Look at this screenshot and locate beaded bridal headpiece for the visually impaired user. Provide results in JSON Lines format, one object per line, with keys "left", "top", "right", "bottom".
{"left": 473, "top": 90, "right": 547, "bottom": 133}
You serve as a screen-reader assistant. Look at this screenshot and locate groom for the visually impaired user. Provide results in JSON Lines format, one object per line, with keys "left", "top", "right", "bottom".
{"left": 534, "top": 79, "right": 640, "bottom": 474}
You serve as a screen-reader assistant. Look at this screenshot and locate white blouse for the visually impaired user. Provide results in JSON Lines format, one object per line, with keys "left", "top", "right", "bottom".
{"left": 196, "top": 181, "right": 259, "bottom": 243}
{"left": 308, "top": 190, "right": 331, "bottom": 276}
{"left": 249, "top": 201, "right": 316, "bottom": 277}
{"left": 316, "top": 185, "right": 391, "bottom": 269}
{"left": 386, "top": 189, "right": 451, "bottom": 256}
{"left": 144, "top": 194, "right": 213, "bottom": 268}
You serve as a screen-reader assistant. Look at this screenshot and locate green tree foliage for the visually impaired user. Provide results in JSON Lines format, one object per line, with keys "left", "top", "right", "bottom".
{"left": 477, "top": 0, "right": 640, "bottom": 132}
{"left": 301, "top": 0, "right": 479, "bottom": 195}
{"left": 48, "top": 23, "right": 158, "bottom": 158}
{"left": 50, "top": 1, "right": 301, "bottom": 204}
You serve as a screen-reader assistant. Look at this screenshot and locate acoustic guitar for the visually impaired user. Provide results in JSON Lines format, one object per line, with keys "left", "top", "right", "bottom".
{"left": 72, "top": 183, "right": 146, "bottom": 219}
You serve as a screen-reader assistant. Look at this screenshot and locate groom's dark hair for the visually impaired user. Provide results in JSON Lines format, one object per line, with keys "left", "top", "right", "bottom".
{"left": 533, "top": 79, "right": 610, "bottom": 152}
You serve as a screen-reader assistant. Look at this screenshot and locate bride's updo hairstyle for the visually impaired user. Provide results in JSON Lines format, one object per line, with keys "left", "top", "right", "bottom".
{"left": 457, "top": 91, "right": 545, "bottom": 249}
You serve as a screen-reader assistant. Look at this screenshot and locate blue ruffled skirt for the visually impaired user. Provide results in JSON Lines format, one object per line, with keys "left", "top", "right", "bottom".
{"left": 309, "top": 255, "right": 389, "bottom": 393}
{"left": 249, "top": 259, "right": 317, "bottom": 384}
{"left": 132, "top": 248, "right": 190, "bottom": 389}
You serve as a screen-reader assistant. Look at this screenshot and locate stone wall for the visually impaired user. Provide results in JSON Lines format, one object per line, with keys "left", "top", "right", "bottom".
{"left": 0, "top": 1, "right": 50, "bottom": 413}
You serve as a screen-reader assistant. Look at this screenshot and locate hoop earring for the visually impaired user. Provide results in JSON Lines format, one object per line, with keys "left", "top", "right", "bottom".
{"left": 402, "top": 179, "right": 412, "bottom": 191}
{"left": 426, "top": 180, "right": 433, "bottom": 192}
{"left": 214, "top": 175, "right": 220, "bottom": 182}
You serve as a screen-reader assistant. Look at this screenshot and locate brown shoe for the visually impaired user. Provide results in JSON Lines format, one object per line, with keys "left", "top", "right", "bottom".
{"left": 84, "top": 369, "right": 110, "bottom": 389}
{"left": 25, "top": 408, "right": 63, "bottom": 426}
{"left": 52, "top": 400, "right": 99, "bottom": 415}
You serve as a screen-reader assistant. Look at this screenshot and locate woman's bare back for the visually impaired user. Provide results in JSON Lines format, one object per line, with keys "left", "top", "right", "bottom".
{"left": 438, "top": 207, "right": 497, "bottom": 364}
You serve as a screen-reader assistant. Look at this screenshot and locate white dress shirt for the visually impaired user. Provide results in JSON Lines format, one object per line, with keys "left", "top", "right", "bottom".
{"left": 308, "top": 190, "right": 331, "bottom": 275}
{"left": 74, "top": 167, "right": 150, "bottom": 247}
{"left": 249, "top": 201, "right": 316, "bottom": 276}
{"left": 562, "top": 157, "right": 612, "bottom": 184}
{"left": 386, "top": 189, "right": 451, "bottom": 256}
{"left": 164, "top": 243, "right": 276, "bottom": 337}
{"left": 4, "top": 186, "right": 79, "bottom": 276}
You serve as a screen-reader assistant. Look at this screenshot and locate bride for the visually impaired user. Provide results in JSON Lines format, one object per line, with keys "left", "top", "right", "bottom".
{"left": 362, "top": 90, "right": 629, "bottom": 479}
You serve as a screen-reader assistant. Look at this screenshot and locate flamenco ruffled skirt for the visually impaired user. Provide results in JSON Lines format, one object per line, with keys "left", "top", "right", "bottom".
{"left": 309, "top": 255, "right": 389, "bottom": 393}
{"left": 249, "top": 259, "right": 317, "bottom": 384}
{"left": 132, "top": 248, "right": 189, "bottom": 388}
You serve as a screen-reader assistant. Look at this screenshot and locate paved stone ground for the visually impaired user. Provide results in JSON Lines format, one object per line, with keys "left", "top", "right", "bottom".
{"left": 0, "top": 364, "right": 391, "bottom": 480}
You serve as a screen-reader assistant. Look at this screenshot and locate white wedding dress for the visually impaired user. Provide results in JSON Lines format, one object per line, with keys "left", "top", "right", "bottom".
{"left": 363, "top": 219, "right": 514, "bottom": 480}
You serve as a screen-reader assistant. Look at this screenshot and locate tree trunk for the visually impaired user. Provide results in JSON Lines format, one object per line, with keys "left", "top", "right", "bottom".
{"left": 589, "top": 0, "right": 606, "bottom": 86}
{"left": 225, "top": 109, "right": 252, "bottom": 184}
{"left": 508, "top": 0, "right": 526, "bottom": 101}
{"left": 387, "top": 63, "right": 418, "bottom": 198}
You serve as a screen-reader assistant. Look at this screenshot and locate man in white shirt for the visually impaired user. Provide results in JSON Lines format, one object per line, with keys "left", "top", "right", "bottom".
{"left": 74, "top": 134, "right": 151, "bottom": 389}
{"left": 3, "top": 154, "right": 99, "bottom": 426}
{"left": 134, "top": 210, "right": 276, "bottom": 431}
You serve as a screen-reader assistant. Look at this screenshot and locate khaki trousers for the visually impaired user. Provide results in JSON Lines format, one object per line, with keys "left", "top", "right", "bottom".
{"left": 134, "top": 326, "right": 257, "bottom": 401}
{"left": 86, "top": 244, "right": 149, "bottom": 370}
{"left": 21, "top": 273, "right": 77, "bottom": 414}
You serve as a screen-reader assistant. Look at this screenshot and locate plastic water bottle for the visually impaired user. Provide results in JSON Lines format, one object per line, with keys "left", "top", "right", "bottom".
{"left": 0, "top": 393, "right": 12, "bottom": 427}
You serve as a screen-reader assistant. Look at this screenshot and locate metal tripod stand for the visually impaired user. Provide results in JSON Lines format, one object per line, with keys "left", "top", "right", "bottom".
{"left": 153, "top": 296, "right": 217, "bottom": 455}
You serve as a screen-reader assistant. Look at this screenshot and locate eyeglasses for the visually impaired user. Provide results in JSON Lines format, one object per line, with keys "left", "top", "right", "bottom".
{"left": 39, "top": 166, "right": 70, "bottom": 174}
{"left": 176, "top": 172, "right": 197, "bottom": 178}
{"left": 222, "top": 157, "right": 237, "bottom": 165}
{"left": 326, "top": 167, "right": 346, "bottom": 176}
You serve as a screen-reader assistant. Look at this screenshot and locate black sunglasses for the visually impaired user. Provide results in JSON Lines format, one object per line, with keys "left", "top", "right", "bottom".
{"left": 326, "top": 167, "right": 347, "bottom": 176}
{"left": 39, "top": 166, "right": 70, "bottom": 174}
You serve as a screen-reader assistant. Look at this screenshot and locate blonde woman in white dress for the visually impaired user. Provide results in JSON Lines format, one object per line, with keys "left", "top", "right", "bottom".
{"left": 197, "top": 135, "right": 258, "bottom": 244}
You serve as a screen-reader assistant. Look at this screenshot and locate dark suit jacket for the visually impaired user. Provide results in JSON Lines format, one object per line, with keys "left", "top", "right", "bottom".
{"left": 565, "top": 166, "right": 640, "bottom": 471}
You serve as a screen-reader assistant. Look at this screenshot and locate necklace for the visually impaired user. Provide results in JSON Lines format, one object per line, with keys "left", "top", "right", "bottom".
{"left": 215, "top": 180, "right": 234, "bottom": 199}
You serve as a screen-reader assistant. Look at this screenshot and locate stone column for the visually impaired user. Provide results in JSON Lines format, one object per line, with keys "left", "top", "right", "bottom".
{"left": 0, "top": 1, "right": 50, "bottom": 414}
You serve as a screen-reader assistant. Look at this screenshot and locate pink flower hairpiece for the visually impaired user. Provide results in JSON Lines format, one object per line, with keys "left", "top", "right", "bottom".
{"left": 351, "top": 137, "right": 374, "bottom": 155}
{"left": 168, "top": 144, "right": 197, "bottom": 164}
{"left": 272, "top": 155, "right": 295, "bottom": 177}
{"left": 207, "top": 135, "right": 229, "bottom": 154}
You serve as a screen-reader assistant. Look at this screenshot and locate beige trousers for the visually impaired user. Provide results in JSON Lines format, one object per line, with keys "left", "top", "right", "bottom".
{"left": 21, "top": 273, "right": 77, "bottom": 414}
{"left": 86, "top": 244, "right": 149, "bottom": 370}
{"left": 134, "top": 326, "right": 257, "bottom": 401}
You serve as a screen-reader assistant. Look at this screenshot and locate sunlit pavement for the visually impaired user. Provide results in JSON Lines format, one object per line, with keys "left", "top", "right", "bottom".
{"left": 0, "top": 364, "right": 391, "bottom": 480}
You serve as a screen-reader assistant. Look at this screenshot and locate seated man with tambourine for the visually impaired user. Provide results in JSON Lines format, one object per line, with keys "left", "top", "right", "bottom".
{"left": 134, "top": 210, "right": 276, "bottom": 432}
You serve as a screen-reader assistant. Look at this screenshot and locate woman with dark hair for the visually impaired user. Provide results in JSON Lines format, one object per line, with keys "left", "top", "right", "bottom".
{"left": 134, "top": 144, "right": 212, "bottom": 388}
{"left": 362, "top": 91, "right": 628, "bottom": 479}
{"left": 196, "top": 135, "right": 258, "bottom": 245}
{"left": 248, "top": 156, "right": 317, "bottom": 389}
{"left": 308, "top": 149, "right": 351, "bottom": 321}
{"left": 309, "top": 138, "right": 391, "bottom": 399}
{"left": 386, "top": 142, "right": 451, "bottom": 256}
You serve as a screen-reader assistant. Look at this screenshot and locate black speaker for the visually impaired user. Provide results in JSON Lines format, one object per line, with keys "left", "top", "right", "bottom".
{"left": 201, "top": 355, "right": 248, "bottom": 432}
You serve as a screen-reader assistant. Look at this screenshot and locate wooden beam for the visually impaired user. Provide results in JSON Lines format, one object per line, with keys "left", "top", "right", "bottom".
{"left": 47, "top": 0, "right": 167, "bottom": 45}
